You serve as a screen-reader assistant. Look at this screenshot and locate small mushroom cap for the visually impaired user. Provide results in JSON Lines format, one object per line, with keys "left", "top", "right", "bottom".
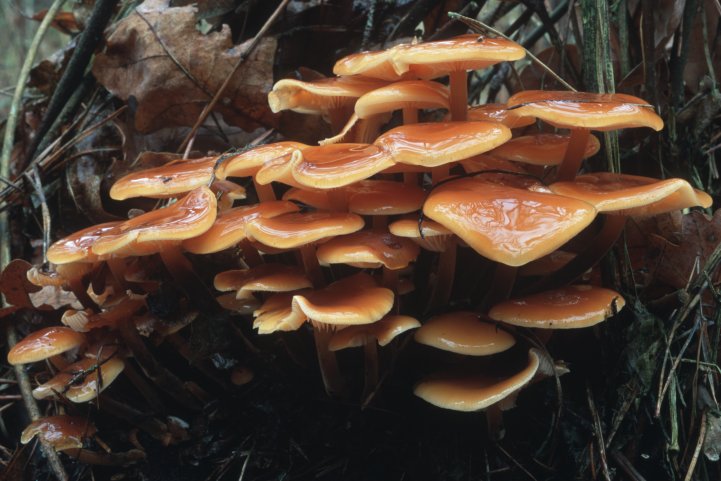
{"left": 460, "top": 154, "right": 528, "bottom": 175}
{"left": 489, "top": 285, "right": 625, "bottom": 329}
{"left": 47, "top": 222, "right": 122, "bottom": 264}
{"left": 374, "top": 121, "right": 511, "bottom": 167}
{"left": 461, "top": 103, "right": 535, "bottom": 128}
{"left": 245, "top": 211, "right": 365, "bottom": 250}
{"left": 333, "top": 47, "right": 406, "bottom": 81}
{"left": 268, "top": 77, "right": 387, "bottom": 114}
{"left": 518, "top": 250, "right": 577, "bottom": 277}
{"left": 423, "top": 178, "right": 597, "bottom": 266}
{"left": 230, "top": 366, "right": 254, "bottom": 386}
{"left": 215, "top": 142, "right": 308, "bottom": 179}
{"left": 414, "top": 311, "right": 516, "bottom": 356}
{"left": 388, "top": 218, "right": 453, "bottom": 252}
{"left": 507, "top": 90, "right": 664, "bottom": 131}
{"left": 414, "top": 349, "right": 540, "bottom": 412}
{"left": 354, "top": 80, "right": 449, "bottom": 118}
{"left": 92, "top": 187, "right": 217, "bottom": 257}
{"left": 328, "top": 315, "right": 421, "bottom": 350}
{"left": 109, "top": 157, "right": 215, "bottom": 200}
{"left": 290, "top": 144, "right": 395, "bottom": 189}
{"left": 33, "top": 357, "right": 125, "bottom": 403}
{"left": 8, "top": 326, "right": 85, "bottom": 365}
{"left": 489, "top": 133, "right": 600, "bottom": 166}
{"left": 282, "top": 187, "right": 332, "bottom": 210}
{"left": 217, "top": 293, "right": 260, "bottom": 315}
{"left": 549, "top": 173, "right": 712, "bottom": 214}
{"left": 346, "top": 180, "right": 425, "bottom": 215}
{"left": 292, "top": 273, "right": 394, "bottom": 326}
{"left": 214, "top": 264, "right": 312, "bottom": 296}
{"left": 316, "top": 230, "right": 421, "bottom": 270}
{"left": 182, "top": 200, "right": 299, "bottom": 254}
{"left": 21, "top": 415, "right": 97, "bottom": 451}
{"left": 625, "top": 188, "right": 712, "bottom": 217}
{"left": 253, "top": 292, "right": 309, "bottom": 334}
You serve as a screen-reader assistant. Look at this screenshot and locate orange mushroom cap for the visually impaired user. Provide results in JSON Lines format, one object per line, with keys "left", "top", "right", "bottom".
{"left": 47, "top": 222, "right": 122, "bottom": 264}
{"left": 245, "top": 211, "right": 365, "bottom": 250}
{"left": 328, "top": 315, "right": 421, "bottom": 350}
{"left": 354, "top": 80, "right": 449, "bottom": 118}
{"left": 109, "top": 157, "right": 216, "bottom": 200}
{"left": 214, "top": 264, "right": 312, "bottom": 297}
{"left": 21, "top": 416, "right": 97, "bottom": 451}
{"left": 316, "top": 229, "right": 421, "bottom": 270}
{"left": 454, "top": 103, "right": 535, "bottom": 128}
{"left": 268, "top": 77, "right": 387, "bottom": 115}
{"left": 489, "top": 133, "right": 600, "bottom": 166}
{"left": 215, "top": 142, "right": 309, "bottom": 180}
{"left": 290, "top": 144, "right": 395, "bottom": 189}
{"left": 8, "top": 326, "right": 85, "bottom": 365}
{"left": 414, "top": 311, "right": 516, "bottom": 356}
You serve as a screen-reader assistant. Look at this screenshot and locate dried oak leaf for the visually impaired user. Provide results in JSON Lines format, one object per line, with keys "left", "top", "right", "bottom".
{"left": 0, "top": 259, "right": 41, "bottom": 309}
{"left": 92, "top": 2, "right": 277, "bottom": 133}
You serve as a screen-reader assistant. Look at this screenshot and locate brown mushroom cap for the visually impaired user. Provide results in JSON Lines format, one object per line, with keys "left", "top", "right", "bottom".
{"left": 354, "top": 80, "right": 449, "bottom": 118}
{"left": 245, "top": 211, "right": 365, "bottom": 250}
{"left": 388, "top": 217, "right": 453, "bottom": 252}
{"left": 316, "top": 230, "right": 421, "bottom": 270}
{"left": 92, "top": 187, "right": 217, "bottom": 257}
{"left": 374, "top": 121, "right": 512, "bottom": 167}
{"left": 414, "top": 311, "right": 516, "bottom": 356}
{"left": 214, "top": 264, "right": 312, "bottom": 297}
{"left": 21, "top": 415, "right": 97, "bottom": 451}
{"left": 109, "top": 157, "right": 216, "bottom": 200}
{"left": 414, "top": 349, "right": 540, "bottom": 412}
{"left": 423, "top": 178, "right": 597, "bottom": 266}
{"left": 290, "top": 144, "right": 395, "bottom": 189}
{"left": 47, "top": 222, "right": 122, "bottom": 264}
{"left": 8, "top": 326, "right": 85, "bottom": 365}
{"left": 282, "top": 187, "right": 332, "bottom": 210}
{"left": 182, "top": 200, "right": 299, "bottom": 254}
{"left": 506, "top": 90, "right": 664, "bottom": 131}
{"left": 328, "top": 315, "right": 421, "bottom": 350}
{"left": 459, "top": 103, "right": 536, "bottom": 128}
{"left": 253, "top": 292, "right": 309, "bottom": 334}
{"left": 215, "top": 142, "right": 309, "bottom": 179}
{"left": 549, "top": 173, "right": 712, "bottom": 214}
{"left": 489, "top": 285, "right": 625, "bottom": 329}
{"left": 459, "top": 154, "right": 528, "bottom": 175}
{"left": 489, "top": 133, "right": 600, "bottom": 166}
{"left": 268, "top": 77, "right": 387, "bottom": 115}
{"left": 333, "top": 48, "right": 400, "bottom": 81}
{"left": 292, "top": 272, "right": 394, "bottom": 326}
{"left": 346, "top": 180, "right": 425, "bottom": 215}
{"left": 33, "top": 356, "right": 125, "bottom": 403}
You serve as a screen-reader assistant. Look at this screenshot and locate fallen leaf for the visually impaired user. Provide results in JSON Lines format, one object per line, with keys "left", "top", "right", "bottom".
{"left": 92, "top": 1, "right": 277, "bottom": 133}
{"left": 0, "top": 260, "right": 41, "bottom": 308}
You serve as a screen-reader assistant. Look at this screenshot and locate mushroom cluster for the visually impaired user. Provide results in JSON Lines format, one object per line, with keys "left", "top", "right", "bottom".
{"left": 12, "top": 31, "right": 713, "bottom": 452}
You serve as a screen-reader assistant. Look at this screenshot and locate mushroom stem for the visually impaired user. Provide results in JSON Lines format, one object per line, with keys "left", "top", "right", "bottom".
{"left": 66, "top": 276, "right": 98, "bottom": 310}
{"left": 253, "top": 179, "right": 276, "bottom": 203}
{"left": 328, "top": 107, "right": 351, "bottom": 134}
{"left": 362, "top": 338, "right": 379, "bottom": 401}
{"left": 530, "top": 215, "right": 627, "bottom": 292}
{"left": 158, "top": 244, "right": 221, "bottom": 314}
{"left": 105, "top": 258, "right": 130, "bottom": 291}
{"left": 311, "top": 321, "right": 345, "bottom": 397}
{"left": 556, "top": 128, "right": 591, "bottom": 182}
{"left": 382, "top": 267, "right": 398, "bottom": 291}
{"left": 355, "top": 114, "right": 388, "bottom": 143}
{"left": 485, "top": 404, "right": 505, "bottom": 440}
{"left": 449, "top": 70, "right": 469, "bottom": 121}
{"left": 483, "top": 263, "right": 518, "bottom": 309}
{"left": 239, "top": 239, "right": 263, "bottom": 268}
{"left": 429, "top": 239, "right": 457, "bottom": 308}
{"left": 372, "top": 215, "right": 388, "bottom": 230}
{"left": 327, "top": 189, "right": 349, "bottom": 212}
{"left": 300, "top": 244, "right": 324, "bottom": 288}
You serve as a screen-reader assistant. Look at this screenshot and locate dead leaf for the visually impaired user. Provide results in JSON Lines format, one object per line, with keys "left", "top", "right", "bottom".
{"left": 32, "top": 9, "right": 81, "bottom": 34}
{"left": 92, "top": 2, "right": 277, "bottom": 133}
{"left": 0, "top": 259, "right": 41, "bottom": 308}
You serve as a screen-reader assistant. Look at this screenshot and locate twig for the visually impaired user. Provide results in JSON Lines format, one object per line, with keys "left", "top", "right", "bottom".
{"left": 447, "top": 12, "right": 577, "bottom": 91}
{"left": 610, "top": 451, "right": 648, "bottom": 481}
{"left": 587, "top": 385, "right": 611, "bottom": 481}
{"left": 178, "top": 0, "right": 291, "bottom": 153}
{"left": 23, "top": 167, "right": 51, "bottom": 262}
{"left": 683, "top": 411, "right": 707, "bottom": 481}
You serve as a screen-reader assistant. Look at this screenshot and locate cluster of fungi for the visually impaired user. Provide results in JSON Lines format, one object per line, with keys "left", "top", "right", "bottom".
{"left": 8, "top": 33, "right": 713, "bottom": 459}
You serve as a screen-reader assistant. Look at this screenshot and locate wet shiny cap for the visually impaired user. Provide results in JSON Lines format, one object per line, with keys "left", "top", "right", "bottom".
{"left": 329, "top": 315, "right": 421, "bottom": 350}
{"left": 8, "top": 326, "right": 85, "bottom": 365}
{"left": 245, "top": 211, "right": 365, "bottom": 250}
{"left": 214, "top": 264, "right": 312, "bottom": 297}
{"left": 354, "top": 80, "right": 449, "bottom": 118}
{"left": 374, "top": 121, "right": 511, "bottom": 167}
{"left": 21, "top": 415, "right": 97, "bottom": 451}
{"left": 110, "top": 157, "right": 215, "bottom": 200}
{"left": 414, "top": 349, "right": 540, "bottom": 412}
{"left": 290, "top": 144, "right": 395, "bottom": 189}
{"left": 215, "top": 142, "right": 309, "bottom": 179}
{"left": 268, "top": 77, "right": 387, "bottom": 115}
{"left": 489, "top": 133, "right": 600, "bottom": 166}
{"left": 414, "top": 311, "right": 516, "bottom": 356}
{"left": 316, "top": 230, "right": 421, "bottom": 270}
{"left": 47, "top": 222, "right": 122, "bottom": 264}
{"left": 489, "top": 285, "right": 625, "bottom": 329}
{"left": 423, "top": 177, "right": 597, "bottom": 265}
{"left": 506, "top": 90, "right": 664, "bottom": 131}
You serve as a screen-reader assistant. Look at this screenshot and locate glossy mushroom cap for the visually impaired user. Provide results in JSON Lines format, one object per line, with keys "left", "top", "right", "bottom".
{"left": 489, "top": 285, "right": 625, "bottom": 329}
{"left": 214, "top": 264, "right": 312, "bottom": 297}
{"left": 328, "top": 315, "right": 421, "bottom": 350}
{"left": 461, "top": 103, "right": 535, "bottom": 128}
{"left": 47, "top": 222, "right": 122, "bottom": 264}
{"left": 109, "top": 157, "right": 216, "bottom": 200}
{"left": 459, "top": 154, "right": 528, "bottom": 175}
{"left": 182, "top": 200, "right": 299, "bottom": 254}
{"left": 423, "top": 177, "right": 597, "bottom": 266}
{"left": 346, "top": 180, "right": 425, "bottom": 215}
{"left": 334, "top": 35, "right": 525, "bottom": 80}
{"left": 245, "top": 211, "right": 365, "bottom": 250}
{"left": 253, "top": 292, "right": 309, "bottom": 334}
{"left": 374, "top": 121, "right": 511, "bottom": 167}
{"left": 506, "top": 90, "right": 664, "bottom": 131}
{"left": 414, "top": 349, "right": 540, "bottom": 412}
{"left": 354, "top": 80, "right": 449, "bottom": 118}
{"left": 268, "top": 77, "right": 387, "bottom": 115}
{"left": 489, "top": 133, "right": 600, "bottom": 166}
{"left": 92, "top": 187, "right": 217, "bottom": 257}
{"left": 316, "top": 230, "right": 421, "bottom": 270}
{"left": 8, "top": 326, "right": 85, "bottom": 365}
{"left": 290, "top": 144, "right": 395, "bottom": 189}
{"left": 215, "top": 142, "right": 309, "bottom": 179}
{"left": 414, "top": 311, "right": 516, "bottom": 356}
{"left": 21, "top": 416, "right": 97, "bottom": 451}
{"left": 549, "top": 173, "right": 712, "bottom": 214}
{"left": 388, "top": 218, "right": 453, "bottom": 252}
{"left": 292, "top": 273, "right": 394, "bottom": 326}
{"left": 33, "top": 356, "right": 125, "bottom": 403}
